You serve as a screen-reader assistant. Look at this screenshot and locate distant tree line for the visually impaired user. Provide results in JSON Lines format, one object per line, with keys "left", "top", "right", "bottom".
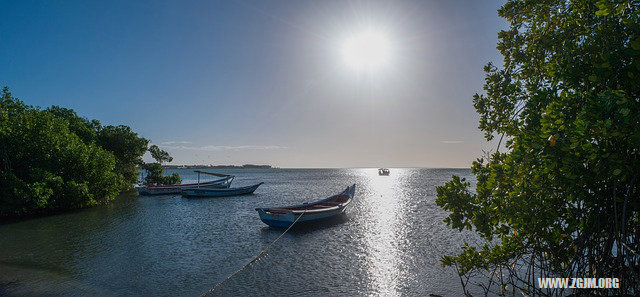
{"left": 0, "top": 87, "right": 179, "bottom": 218}
{"left": 436, "top": 0, "right": 639, "bottom": 296}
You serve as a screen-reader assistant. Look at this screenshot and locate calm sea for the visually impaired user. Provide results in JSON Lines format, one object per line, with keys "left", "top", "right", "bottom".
{"left": 0, "top": 168, "right": 482, "bottom": 296}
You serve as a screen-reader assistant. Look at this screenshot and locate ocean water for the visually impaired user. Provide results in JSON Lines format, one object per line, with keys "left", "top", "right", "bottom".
{"left": 0, "top": 168, "right": 481, "bottom": 296}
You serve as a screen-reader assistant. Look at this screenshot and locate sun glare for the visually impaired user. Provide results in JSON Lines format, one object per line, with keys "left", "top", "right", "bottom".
{"left": 341, "top": 29, "right": 392, "bottom": 73}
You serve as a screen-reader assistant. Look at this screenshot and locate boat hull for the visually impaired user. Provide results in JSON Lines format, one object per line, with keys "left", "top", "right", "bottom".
{"left": 257, "top": 207, "right": 347, "bottom": 228}
{"left": 181, "top": 183, "right": 263, "bottom": 198}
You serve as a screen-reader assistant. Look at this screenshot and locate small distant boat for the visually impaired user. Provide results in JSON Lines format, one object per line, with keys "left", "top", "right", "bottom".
{"left": 181, "top": 182, "right": 264, "bottom": 198}
{"left": 378, "top": 168, "right": 390, "bottom": 175}
{"left": 136, "top": 171, "right": 234, "bottom": 196}
{"left": 256, "top": 184, "right": 356, "bottom": 228}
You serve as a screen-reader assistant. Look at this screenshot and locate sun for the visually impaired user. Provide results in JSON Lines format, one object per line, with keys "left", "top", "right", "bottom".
{"left": 341, "top": 29, "right": 392, "bottom": 73}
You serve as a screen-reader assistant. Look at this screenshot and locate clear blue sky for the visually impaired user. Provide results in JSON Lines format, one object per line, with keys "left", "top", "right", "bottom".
{"left": 1, "top": 0, "right": 506, "bottom": 168}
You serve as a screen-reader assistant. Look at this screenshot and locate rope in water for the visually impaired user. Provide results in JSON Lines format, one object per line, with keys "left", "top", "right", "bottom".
{"left": 199, "top": 210, "right": 307, "bottom": 297}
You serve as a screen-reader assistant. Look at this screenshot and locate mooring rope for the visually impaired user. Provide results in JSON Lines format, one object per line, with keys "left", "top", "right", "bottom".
{"left": 200, "top": 210, "right": 307, "bottom": 297}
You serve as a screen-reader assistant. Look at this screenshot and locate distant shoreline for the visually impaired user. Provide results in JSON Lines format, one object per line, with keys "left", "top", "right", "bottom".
{"left": 163, "top": 164, "right": 275, "bottom": 169}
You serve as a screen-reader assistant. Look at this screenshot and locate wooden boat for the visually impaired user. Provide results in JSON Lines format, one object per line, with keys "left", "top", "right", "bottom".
{"left": 255, "top": 184, "right": 356, "bottom": 228}
{"left": 378, "top": 168, "right": 390, "bottom": 175}
{"left": 181, "top": 182, "right": 264, "bottom": 198}
{"left": 136, "top": 171, "right": 234, "bottom": 196}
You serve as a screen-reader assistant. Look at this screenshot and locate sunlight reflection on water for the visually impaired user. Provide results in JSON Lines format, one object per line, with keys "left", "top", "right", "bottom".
{"left": 361, "top": 169, "right": 404, "bottom": 296}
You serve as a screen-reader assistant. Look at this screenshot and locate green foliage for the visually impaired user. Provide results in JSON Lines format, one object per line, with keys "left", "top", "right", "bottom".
{"left": 0, "top": 87, "right": 149, "bottom": 217}
{"left": 141, "top": 162, "right": 181, "bottom": 186}
{"left": 46, "top": 106, "right": 100, "bottom": 143}
{"left": 148, "top": 144, "right": 173, "bottom": 163}
{"left": 47, "top": 106, "right": 150, "bottom": 189}
{"left": 436, "top": 0, "right": 640, "bottom": 295}
{"left": 141, "top": 145, "right": 181, "bottom": 186}
{"left": 98, "top": 125, "right": 149, "bottom": 189}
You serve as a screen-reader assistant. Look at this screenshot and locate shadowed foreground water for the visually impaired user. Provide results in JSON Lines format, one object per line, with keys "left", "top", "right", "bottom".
{"left": 0, "top": 168, "right": 482, "bottom": 296}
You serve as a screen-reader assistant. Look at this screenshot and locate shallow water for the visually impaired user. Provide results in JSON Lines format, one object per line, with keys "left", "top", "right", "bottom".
{"left": 0, "top": 168, "right": 481, "bottom": 296}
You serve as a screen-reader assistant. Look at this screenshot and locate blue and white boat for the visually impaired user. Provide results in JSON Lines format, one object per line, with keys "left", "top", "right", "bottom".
{"left": 255, "top": 184, "right": 356, "bottom": 228}
{"left": 181, "top": 182, "right": 264, "bottom": 198}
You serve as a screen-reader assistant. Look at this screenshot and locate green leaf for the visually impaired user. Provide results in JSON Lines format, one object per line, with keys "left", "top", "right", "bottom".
{"left": 620, "top": 108, "right": 630, "bottom": 116}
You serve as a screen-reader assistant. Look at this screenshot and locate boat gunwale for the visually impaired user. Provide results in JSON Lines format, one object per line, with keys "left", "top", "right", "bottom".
{"left": 265, "top": 205, "right": 342, "bottom": 214}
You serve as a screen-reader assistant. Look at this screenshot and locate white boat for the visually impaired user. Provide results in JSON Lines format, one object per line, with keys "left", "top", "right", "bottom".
{"left": 136, "top": 171, "right": 234, "bottom": 196}
{"left": 255, "top": 184, "right": 356, "bottom": 228}
{"left": 181, "top": 182, "right": 264, "bottom": 198}
{"left": 378, "top": 168, "right": 390, "bottom": 175}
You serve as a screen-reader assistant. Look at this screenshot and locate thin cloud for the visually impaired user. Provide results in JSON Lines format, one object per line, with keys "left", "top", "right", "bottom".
{"left": 160, "top": 141, "right": 193, "bottom": 145}
{"left": 158, "top": 144, "right": 288, "bottom": 151}
{"left": 440, "top": 140, "right": 464, "bottom": 144}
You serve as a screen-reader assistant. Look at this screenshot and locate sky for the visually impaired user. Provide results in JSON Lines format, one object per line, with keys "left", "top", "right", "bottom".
{"left": 1, "top": 0, "right": 506, "bottom": 168}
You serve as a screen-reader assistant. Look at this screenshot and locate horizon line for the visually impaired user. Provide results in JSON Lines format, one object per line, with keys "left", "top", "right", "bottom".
{"left": 161, "top": 165, "right": 472, "bottom": 169}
